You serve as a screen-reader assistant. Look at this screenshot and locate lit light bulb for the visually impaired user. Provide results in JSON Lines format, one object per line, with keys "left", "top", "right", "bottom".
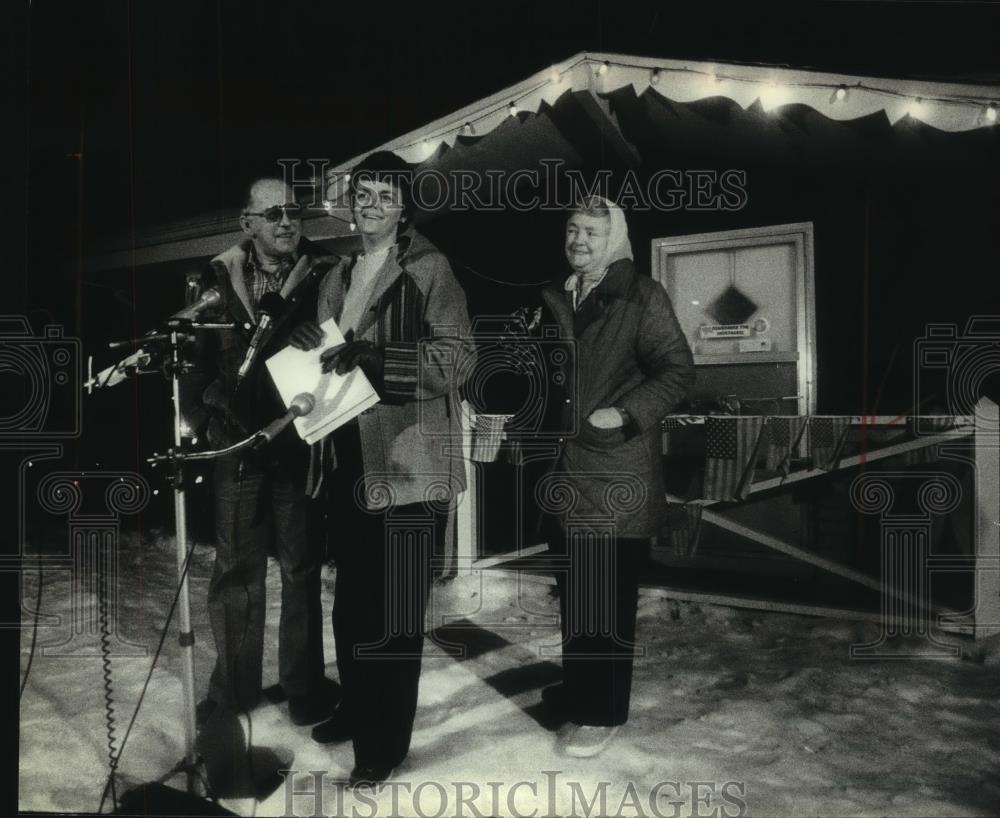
{"left": 349, "top": 222, "right": 356, "bottom": 232}
{"left": 508, "top": 102, "right": 518, "bottom": 117}
{"left": 195, "top": 475, "right": 204, "bottom": 485}
{"left": 907, "top": 97, "right": 926, "bottom": 119}
{"left": 549, "top": 68, "right": 561, "bottom": 85}
{"left": 462, "top": 121, "right": 475, "bottom": 135}
{"left": 649, "top": 69, "right": 661, "bottom": 86}
{"left": 597, "top": 61, "right": 609, "bottom": 76}
{"left": 153, "top": 490, "right": 159, "bottom": 496}
{"left": 835, "top": 85, "right": 847, "bottom": 102}
{"left": 986, "top": 103, "right": 998, "bottom": 123}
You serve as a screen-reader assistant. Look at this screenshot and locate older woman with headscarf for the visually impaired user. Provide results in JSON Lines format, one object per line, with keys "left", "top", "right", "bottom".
{"left": 538, "top": 196, "right": 695, "bottom": 757}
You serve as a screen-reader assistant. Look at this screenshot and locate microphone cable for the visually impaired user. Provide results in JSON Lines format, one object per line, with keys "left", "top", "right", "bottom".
{"left": 97, "top": 536, "right": 208, "bottom": 813}
{"left": 98, "top": 554, "right": 121, "bottom": 811}
{"left": 18, "top": 556, "right": 44, "bottom": 701}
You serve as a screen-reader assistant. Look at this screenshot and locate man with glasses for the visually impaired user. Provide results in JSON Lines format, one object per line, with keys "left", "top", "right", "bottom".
{"left": 184, "top": 177, "right": 339, "bottom": 730}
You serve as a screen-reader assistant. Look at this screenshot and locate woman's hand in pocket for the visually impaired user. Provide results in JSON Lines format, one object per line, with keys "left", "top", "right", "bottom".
{"left": 587, "top": 407, "right": 625, "bottom": 429}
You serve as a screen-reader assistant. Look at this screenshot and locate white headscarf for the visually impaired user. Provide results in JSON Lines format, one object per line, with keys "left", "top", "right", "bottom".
{"left": 565, "top": 197, "right": 634, "bottom": 307}
{"left": 599, "top": 197, "right": 634, "bottom": 269}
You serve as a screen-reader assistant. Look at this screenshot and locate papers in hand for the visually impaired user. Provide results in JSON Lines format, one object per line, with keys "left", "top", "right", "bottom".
{"left": 265, "top": 319, "right": 380, "bottom": 445}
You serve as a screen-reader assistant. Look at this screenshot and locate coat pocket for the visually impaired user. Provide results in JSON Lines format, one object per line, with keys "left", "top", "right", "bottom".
{"left": 577, "top": 420, "right": 626, "bottom": 452}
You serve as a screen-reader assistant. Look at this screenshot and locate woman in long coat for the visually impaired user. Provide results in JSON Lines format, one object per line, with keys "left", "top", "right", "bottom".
{"left": 539, "top": 196, "right": 695, "bottom": 757}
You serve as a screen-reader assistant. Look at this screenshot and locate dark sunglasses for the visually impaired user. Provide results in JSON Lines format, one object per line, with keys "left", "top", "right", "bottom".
{"left": 243, "top": 203, "right": 304, "bottom": 222}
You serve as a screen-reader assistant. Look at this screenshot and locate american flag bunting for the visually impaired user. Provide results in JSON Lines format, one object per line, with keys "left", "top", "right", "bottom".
{"left": 809, "top": 416, "right": 852, "bottom": 470}
{"left": 703, "top": 416, "right": 766, "bottom": 501}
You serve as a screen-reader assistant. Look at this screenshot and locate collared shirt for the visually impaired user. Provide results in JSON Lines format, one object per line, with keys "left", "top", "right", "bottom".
{"left": 245, "top": 245, "right": 297, "bottom": 313}
{"left": 565, "top": 268, "right": 610, "bottom": 311}
{"left": 339, "top": 245, "right": 393, "bottom": 333}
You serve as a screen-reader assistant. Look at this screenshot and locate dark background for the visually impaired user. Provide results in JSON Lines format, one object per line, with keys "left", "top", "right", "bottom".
{"left": 16, "top": 0, "right": 1000, "bottom": 325}
{"left": 7, "top": 2, "right": 1000, "bottom": 813}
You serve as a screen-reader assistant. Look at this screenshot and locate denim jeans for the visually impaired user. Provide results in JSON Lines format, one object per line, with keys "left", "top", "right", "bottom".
{"left": 207, "top": 451, "right": 324, "bottom": 710}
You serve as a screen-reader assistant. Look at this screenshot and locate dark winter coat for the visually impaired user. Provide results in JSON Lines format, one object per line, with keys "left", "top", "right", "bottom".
{"left": 183, "top": 236, "right": 337, "bottom": 459}
{"left": 540, "top": 258, "right": 695, "bottom": 538}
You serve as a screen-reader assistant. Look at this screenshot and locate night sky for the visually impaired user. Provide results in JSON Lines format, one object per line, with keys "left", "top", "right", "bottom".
{"left": 14, "top": 1, "right": 1000, "bottom": 325}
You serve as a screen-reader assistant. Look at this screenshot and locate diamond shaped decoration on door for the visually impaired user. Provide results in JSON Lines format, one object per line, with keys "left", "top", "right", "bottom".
{"left": 708, "top": 286, "right": 758, "bottom": 325}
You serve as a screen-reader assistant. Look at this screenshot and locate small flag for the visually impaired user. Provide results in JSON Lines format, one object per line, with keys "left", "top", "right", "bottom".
{"left": 703, "top": 416, "right": 766, "bottom": 501}
{"left": 470, "top": 414, "right": 512, "bottom": 462}
{"left": 809, "top": 416, "right": 851, "bottom": 470}
{"left": 764, "top": 416, "right": 808, "bottom": 476}
{"left": 667, "top": 502, "right": 703, "bottom": 557}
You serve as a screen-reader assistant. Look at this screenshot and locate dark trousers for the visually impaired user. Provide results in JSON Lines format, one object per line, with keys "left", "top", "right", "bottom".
{"left": 208, "top": 452, "right": 325, "bottom": 710}
{"left": 552, "top": 530, "right": 647, "bottom": 726}
{"left": 327, "top": 423, "right": 443, "bottom": 769}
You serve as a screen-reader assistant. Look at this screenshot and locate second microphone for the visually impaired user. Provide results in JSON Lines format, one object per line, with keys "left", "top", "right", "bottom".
{"left": 237, "top": 291, "right": 287, "bottom": 384}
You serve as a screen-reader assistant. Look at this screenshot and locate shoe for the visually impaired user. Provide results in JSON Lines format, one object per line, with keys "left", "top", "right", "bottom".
{"left": 348, "top": 764, "right": 396, "bottom": 791}
{"left": 560, "top": 724, "right": 620, "bottom": 758}
{"left": 541, "top": 683, "right": 567, "bottom": 713}
{"left": 310, "top": 707, "right": 354, "bottom": 744}
{"left": 289, "top": 694, "right": 336, "bottom": 726}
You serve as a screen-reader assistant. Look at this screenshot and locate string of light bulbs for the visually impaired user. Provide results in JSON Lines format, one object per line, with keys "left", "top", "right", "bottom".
{"left": 322, "top": 54, "right": 998, "bottom": 200}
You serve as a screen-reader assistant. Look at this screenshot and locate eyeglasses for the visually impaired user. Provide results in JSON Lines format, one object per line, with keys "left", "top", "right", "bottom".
{"left": 353, "top": 188, "right": 402, "bottom": 208}
{"left": 242, "top": 203, "right": 304, "bottom": 222}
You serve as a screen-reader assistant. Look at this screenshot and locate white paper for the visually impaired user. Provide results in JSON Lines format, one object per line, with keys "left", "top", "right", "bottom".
{"left": 265, "top": 318, "right": 380, "bottom": 445}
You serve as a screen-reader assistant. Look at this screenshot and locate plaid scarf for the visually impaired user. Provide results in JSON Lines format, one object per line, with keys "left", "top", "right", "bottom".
{"left": 245, "top": 245, "right": 297, "bottom": 313}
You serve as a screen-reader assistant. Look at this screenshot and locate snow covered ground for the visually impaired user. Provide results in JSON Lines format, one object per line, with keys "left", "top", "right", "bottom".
{"left": 18, "top": 531, "right": 1000, "bottom": 817}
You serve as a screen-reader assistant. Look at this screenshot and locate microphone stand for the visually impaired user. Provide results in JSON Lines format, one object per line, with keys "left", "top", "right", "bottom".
{"left": 166, "top": 327, "right": 201, "bottom": 797}
{"left": 144, "top": 353, "right": 310, "bottom": 800}
{"left": 96, "top": 319, "right": 305, "bottom": 805}
{"left": 100, "top": 320, "right": 237, "bottom": 800}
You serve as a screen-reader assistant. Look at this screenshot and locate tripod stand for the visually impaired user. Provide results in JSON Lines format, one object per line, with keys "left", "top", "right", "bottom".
{"left": 92, "top": 320, "right": 314, "bottom": 808}
{"left": 94, "top": 321, "right": 237, "bottom": 801}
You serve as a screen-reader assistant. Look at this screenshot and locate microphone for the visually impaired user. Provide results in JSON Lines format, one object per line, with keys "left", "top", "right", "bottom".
{"left": 236, "top": 292, "right": 286, "bottom": 385}
{"left": 83, "top": 284, "right": 225, "bottom": 393}
{"left": 255, "top": 393, "right": 315, "bottom": 446}
{"left": 167, "top": 287, "right": 224, "bottom": 323}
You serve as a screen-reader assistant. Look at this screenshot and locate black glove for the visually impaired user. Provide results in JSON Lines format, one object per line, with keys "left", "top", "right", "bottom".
{"left": 320, "top": 329, "right": 384, "bottom": 385}
{"left": 288, "top": 320, "right": 326, "bottom": 350}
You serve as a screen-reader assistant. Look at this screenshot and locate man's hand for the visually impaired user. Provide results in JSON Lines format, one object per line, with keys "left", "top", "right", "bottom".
{"left": 289, "top": 321, "right": 326, "bottom": 350}
{"left": 587, "top": 407, "right": 626, "bottom": 429}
